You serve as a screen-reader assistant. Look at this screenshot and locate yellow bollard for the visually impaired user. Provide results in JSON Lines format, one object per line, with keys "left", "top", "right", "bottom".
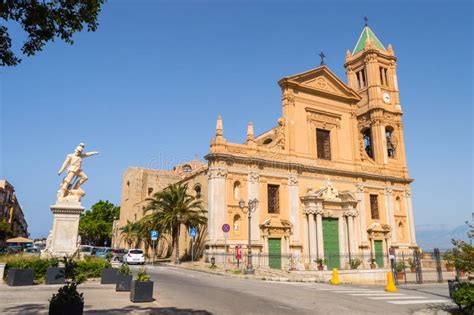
{"left": 385, "top": 272, "right": 397, "bottom": 292}
{"left": 330, "top": 268, "right": 341, "bottom": 285}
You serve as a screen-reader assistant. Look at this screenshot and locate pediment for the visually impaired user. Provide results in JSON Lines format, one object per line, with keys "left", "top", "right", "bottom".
{"left": 278, "top": 66, "right": 361, "bottom": 102}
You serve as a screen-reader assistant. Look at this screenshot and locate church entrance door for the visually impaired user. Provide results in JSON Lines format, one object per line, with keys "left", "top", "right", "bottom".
{"left": 323, "top": 218, "right": 340, "bottom": 269}
{"left": 268, "top": 238, "right": 281, "bottom": 269}
{"left": 374, "top": 240, "right": 384, "bottom": 267}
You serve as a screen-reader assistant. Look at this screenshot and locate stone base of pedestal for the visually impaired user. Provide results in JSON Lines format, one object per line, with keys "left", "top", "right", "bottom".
{"left": 42, "top": 200, "right": 84, "bottom": 258}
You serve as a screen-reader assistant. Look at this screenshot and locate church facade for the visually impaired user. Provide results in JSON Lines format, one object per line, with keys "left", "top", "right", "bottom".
{"left": 117, "top": 25, "right": 417, "bottom": 270}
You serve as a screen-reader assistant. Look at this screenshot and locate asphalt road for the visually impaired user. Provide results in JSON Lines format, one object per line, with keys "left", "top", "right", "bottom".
{"left": 141, "top": 265, "right": 455, "bottom": 315}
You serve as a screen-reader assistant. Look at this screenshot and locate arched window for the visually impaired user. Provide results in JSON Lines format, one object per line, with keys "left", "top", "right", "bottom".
{"left": 233, "top": 181, "right": 241, "bottom": 200}
{"left": 147, "top": 187, "right": 154, "bottom": 196}
{"left": 263, "top": 138, "right": 273, "bottom": 145}
{"left": 233, "top": 214, "right": 241, "bottom": 235}
{"left": 194, "top": 184, "right": 201, "bottom": 198}
{"left": 183, "top": 164, "right": 192, "bottom": 172}
{"left": 385, "top": 127, "right": 396, "bottom": 158}
{"left": 363, "top": 128, "right": 374, "bottom": 159}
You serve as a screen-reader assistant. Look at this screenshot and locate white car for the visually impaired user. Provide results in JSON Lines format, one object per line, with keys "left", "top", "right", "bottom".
{"left": 125, "top": 249, "right": 145, "bottom": 265}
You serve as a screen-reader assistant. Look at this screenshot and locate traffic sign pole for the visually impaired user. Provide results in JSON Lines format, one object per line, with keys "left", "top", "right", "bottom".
{"left": 191, "top": 237, "right": 194, "bottom": 262}
{"left": 150, "top": 230, "right": 159, "bottom": 266}
{"left": 224, "top": 233, "right": 227, "bottom": 271}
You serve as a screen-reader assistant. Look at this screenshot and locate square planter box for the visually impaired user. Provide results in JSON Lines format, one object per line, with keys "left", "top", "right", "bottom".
{"left": 116, "top": 274, "right": 133, "bottom": 291}
{"left": 130, "top": 280, "right": 154, "bottom": 302}
{"left": 7, "top": 268, "right": 34, "bottom": 286}
{"left": 46, "top": 267, "right": 65, "bottom": 285}
{"left": 101, "top": 268, "right": 118, "bottom": 284}
{"left": 49, "top": 301, "right": 84, "bottom": 315}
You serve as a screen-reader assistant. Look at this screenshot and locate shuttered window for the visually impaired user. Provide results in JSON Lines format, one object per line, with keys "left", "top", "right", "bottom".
{"left": 267, "top": 184, "right": 280, "bottom": 214}
{"left": 316, "top": 129, "right": 331, "bottom": 160}
{"left": 370, "top": 194, "right": 379, "bottom": 219}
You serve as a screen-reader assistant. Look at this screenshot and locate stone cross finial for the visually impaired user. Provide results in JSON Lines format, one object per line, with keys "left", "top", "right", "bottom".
{"left": 364, "top": 16, "right": 369, "bottom": 26}
{"left": 216, "top": 115, "right": 223, "bottom": 137}
{"left": 319, "top": 51, "right": 325, "bottom": 66}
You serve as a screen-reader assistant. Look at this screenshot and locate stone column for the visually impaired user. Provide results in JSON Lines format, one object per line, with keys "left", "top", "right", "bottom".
{"left": 248, "top": 172, "right": 260, "bottom": 242}
{"left": 316, "top": 211, "right": 324, "bottom": 259}
{"left": 208, "top": 167, "right": 228, "bottom": 244}
{"left": 338, "top": 215, "right": 347, "bottom": 267}
{"left": 405, "top": 189, "right": 417, "bottom": 246}
{"left": 385, "top": 188, "right": 397, "bottom": 244}
{"left": 308, "top": 213, "right": 317, "bottom": 264}
{"left": 356, "top": 184, "right": 368, "bottom": 246}
{"left": 303, "top": 214, "right": 309, "bottom": 263}
{"left": 288, "top": 175, "right": 300, "bottom": 243}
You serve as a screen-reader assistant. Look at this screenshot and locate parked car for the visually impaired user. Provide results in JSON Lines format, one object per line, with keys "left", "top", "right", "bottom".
{"left": 125, "top": 249, "right": 145, "bottom": 265}
{"left": 79, "top": 245, "right": 94, "bottom": 256}
{"left": 95, "top": 248, "right": 112, "bottom": 259}
{"left": 111, "top": 248, "right": 127, "bottom": 262}
{"left": 23, "top": 247, "right": 41, "bottom": 256}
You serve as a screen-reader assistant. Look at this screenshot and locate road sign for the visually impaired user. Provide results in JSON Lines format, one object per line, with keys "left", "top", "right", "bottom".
{"left": 222, "top": 223, "right": 230, "bottom": 233}
{"left": 189, "top": 227, "right": 198, "bottom": 238}
{"left": 151, "top": 230, "right": 159, "bottom": 241}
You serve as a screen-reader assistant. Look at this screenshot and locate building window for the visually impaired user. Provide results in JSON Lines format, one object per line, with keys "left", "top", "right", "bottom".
{"left": 267, "top": 184, "right": 280, "bottom": 214}
{"left": 183, "top": 164, "right": 192, "bottom": 172}
{"left": 233, "top": 181, "right": 241, "bottom": 200}
{"left": 147, "top": 188, "right": 154, "bottom": 196}
{"left": 263, "top": 138, "right": 273, "bottom": 145}
{"left": 356, "top": 68, "right": 367, "bottom": 89}
{"left": 316, "top": 129, "right": 331, "bottom": 160}
{"left": 194, "top": 184, "right": 201, "bottom": 198}
{"left": 370, "top": 194, "right": 379, "bottom": 219}
{"left": 363, "top": 128, "right": 374, "bottom": 159}
{"left": 379, "top": 66, "right": 389, "bottom": 86}
{"left": 385, "top": 127, "right": 396, "bottom": 158}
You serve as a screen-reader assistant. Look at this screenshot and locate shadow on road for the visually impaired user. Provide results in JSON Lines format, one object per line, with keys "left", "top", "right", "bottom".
{"left": 3, "top": 303, "right": 213, "bottom": 315}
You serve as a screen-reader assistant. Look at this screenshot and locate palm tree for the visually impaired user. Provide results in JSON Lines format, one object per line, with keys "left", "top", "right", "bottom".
{"left": 119, "top": 220, "right": 139, "bottom": 249}
{"left": 145, "top": 183, "right": 207, "bottom": 263}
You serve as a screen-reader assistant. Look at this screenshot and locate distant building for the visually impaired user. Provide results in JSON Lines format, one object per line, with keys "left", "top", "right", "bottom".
{"left": 0, "top": 180, "right": 29, "bottom": 246}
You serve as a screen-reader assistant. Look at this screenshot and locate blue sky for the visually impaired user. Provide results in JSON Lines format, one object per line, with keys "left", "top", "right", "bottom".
{"left": 1, "top": 0, "right": 472, "bottom": 238}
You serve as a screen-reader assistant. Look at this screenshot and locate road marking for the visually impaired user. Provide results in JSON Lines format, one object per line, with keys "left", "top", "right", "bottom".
{"left": 388, "top": 299, "right": 451, "bottom": 305}
{"left": 350, "top": 293, "right": 404, "bottom": 296}
{"left": 332, "top": 290, "right": 381, "bottom": 294}
{"left": 317, "top": 288, "right": 369, "bottom": 291}
{"left": 369, "top": 296, "right": 426, "bottom": 300}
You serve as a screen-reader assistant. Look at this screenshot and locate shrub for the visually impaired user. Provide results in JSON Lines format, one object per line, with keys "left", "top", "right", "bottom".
{"left": 50, "top": 257, "right": 84, "bottom": 308}
{"left": 118, "top": 263, "right": 131, "bottom": 276}
{"left": 395, "top": 262, "right": 406, "bottom": 272}
{"left": 2, "top": 255, "right": 58, "bottom": 283}
{"left": 452, "top": 282, "right": 474, "bottom": 313}
{"left": 349, "top": 259, "right": 362, "bottom": 270}
{"left": 136, "top": 268, "right": 150, "bottom": 282}
{"left": 75, "top": 257, "right": 111, "bottom": 282}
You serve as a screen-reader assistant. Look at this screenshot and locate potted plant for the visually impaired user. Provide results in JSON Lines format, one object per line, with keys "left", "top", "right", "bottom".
{"left": 368, "top": 258, "right": 377, "bottom": 269}
{"left": 315, "top": 258, "right": 325, "bottom": 271}
{"left": 100, "top": 262, "right": 117, "bottom": 284}
{"left": 7, "top": 268, "right": 34, "bottom": 286}
{"left": 407, "top": 258, "right": 416, "bottom": 273}
{"left": 395, "top": 262, "right": 406, "bottom": 280}
{"left": 130, "top": 268, "right": 154, "bottom": 303}
{"left": 49, "top": 257, "right": 84, "bottom": 315}
{"left": 116, "top": 263, "right": 132, "bottom": 292}
{"left": 349, "top": 258, "right": 362, "bottom": 270}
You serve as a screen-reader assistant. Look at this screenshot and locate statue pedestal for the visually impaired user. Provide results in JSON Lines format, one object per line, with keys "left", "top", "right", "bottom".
{"left": 43, "top": 201, "right": 84, "bottom": 258}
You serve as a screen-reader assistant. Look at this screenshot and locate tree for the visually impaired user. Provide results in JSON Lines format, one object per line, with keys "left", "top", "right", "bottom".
{"left": 1, "top": 0, "right": 106, "bottom": 66}
{"left": 145, "top": 183, "right": 207, "bottom": 263}
{"left": 119, "top": 220, "right": 139, "bottom": 249}
{"left": 78, "top": 200, "right": 119, "bottom": 246}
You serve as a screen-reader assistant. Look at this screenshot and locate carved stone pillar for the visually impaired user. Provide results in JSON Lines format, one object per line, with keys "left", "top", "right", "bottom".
{"left": 303, "top": 214, "right": 309, "bottom": 263}
{"left": 405, "top": 189, "right": 417, "bottom": 246}
{"left": 248, "top": 172, "right": 260, "bottom": 242}
{"left": 385, "top": 188, "right": 396, "bottom": 244}
{"left": 316, "top": 209, "right": 324, "bottom": 259}
{"left": 208, "top": 167, "right": 228, "bottom": 243}
{"left": 338, "top": 215, "right": 347, "bottom": 267}
{"left": 308, "top": 213, "right": 317, "bottom": 264}
{"left": 344, "top": 208, "right": 358, "bottom": 257}
{"left": 288, "top": 175, "right": 300, "bottom": 243}
{"left": 356, "top": 184, "right": 368, "bottom": 246}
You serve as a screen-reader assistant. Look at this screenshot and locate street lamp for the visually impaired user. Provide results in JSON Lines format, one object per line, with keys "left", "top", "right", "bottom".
{"left": 239, "top": 198, "right": 259, "bottom": 275}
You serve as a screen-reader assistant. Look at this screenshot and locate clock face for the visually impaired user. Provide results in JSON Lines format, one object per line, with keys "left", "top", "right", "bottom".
{"left": 383, "top": 92, "right": 391, "bottom": 104}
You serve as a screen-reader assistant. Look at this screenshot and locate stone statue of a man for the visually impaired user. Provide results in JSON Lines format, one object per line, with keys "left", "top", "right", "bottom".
{"left": 57, "top": 143, "right": 98, "bottom": 201}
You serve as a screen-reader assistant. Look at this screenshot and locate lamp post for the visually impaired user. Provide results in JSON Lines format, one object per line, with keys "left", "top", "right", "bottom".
{"left": 239, "top": 198, "right": 259, "bottom": 275}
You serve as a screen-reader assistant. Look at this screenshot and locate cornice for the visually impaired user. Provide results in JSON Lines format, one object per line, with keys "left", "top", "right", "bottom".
{"left": 205, "top": 153, "right": 413, "bottom": 184}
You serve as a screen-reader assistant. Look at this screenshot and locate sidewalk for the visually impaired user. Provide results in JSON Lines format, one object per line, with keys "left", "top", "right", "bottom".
{"left": 0, "top": 281, "right": 166, "bottom": 314}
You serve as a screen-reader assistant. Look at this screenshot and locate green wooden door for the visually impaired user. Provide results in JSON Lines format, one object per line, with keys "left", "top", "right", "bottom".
{"left": 374, "top": 240, "right": 384, "bottom": 268}
{"left": 323, "top": 218, "right": 340, "bottom": 269}
{"left": 268, "top": 238, "right": 281, "bottom": 269}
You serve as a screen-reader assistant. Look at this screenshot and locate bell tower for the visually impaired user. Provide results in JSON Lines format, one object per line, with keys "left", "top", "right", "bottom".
{"left": 344, "top": 20, "right": 407, "bottom": 173}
